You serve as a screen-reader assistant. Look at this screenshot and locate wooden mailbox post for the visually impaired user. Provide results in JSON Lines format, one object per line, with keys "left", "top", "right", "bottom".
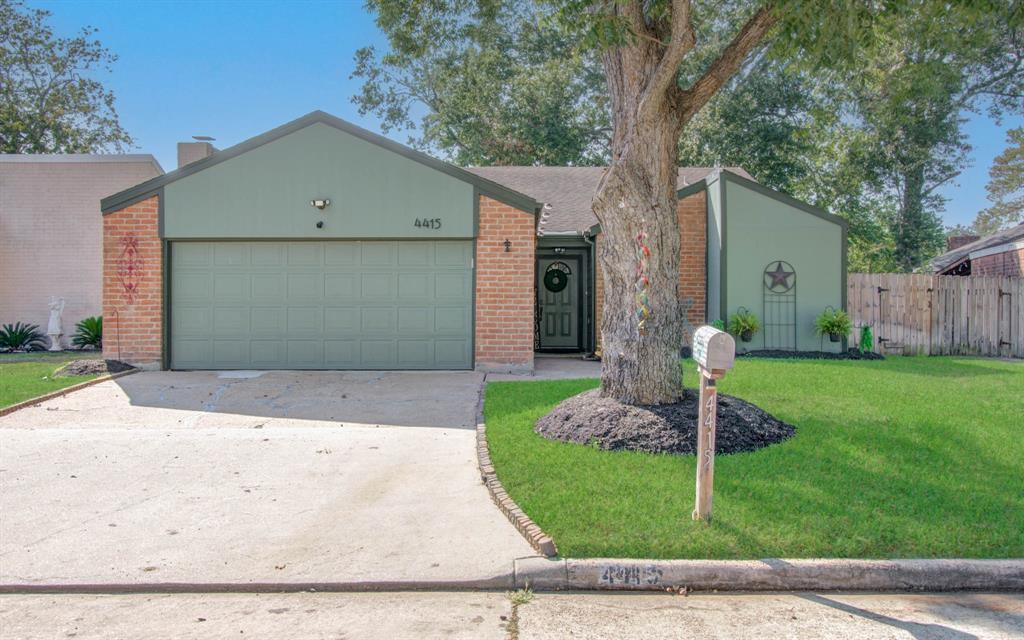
{"left": 690, "top": 325, "right": 736, "bottom": 522}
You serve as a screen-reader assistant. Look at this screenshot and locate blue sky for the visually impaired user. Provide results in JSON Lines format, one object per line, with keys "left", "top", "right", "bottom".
{"left": 37, "top": 0, "right": 1020, "bottom": 229}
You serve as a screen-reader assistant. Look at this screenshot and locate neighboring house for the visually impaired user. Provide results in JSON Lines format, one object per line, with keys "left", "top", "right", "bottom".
{"left": 0, "top": 154, "right": 163, "bottom": 347}
{"left": 932, "top": 223, "right": 1024, "bottom": 277}
{"left": 100, "top": 111, "right": 847, "bottom": 372}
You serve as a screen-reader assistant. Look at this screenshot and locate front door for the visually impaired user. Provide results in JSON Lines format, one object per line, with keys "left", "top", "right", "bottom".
{"left": 537, "top": 255, "right": 581, "bottom": 350}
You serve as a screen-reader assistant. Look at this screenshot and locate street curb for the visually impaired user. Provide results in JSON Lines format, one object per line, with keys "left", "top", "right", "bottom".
{"left": 0, "top": 368, "right": 138, "bottom": 418}
{"left": 476, "top": 423, "right": 558, "bottom": 557}
{"left": 513, "top": 557, "right": 1024, "bottom": 592}
{"left": 0, "top": 576, "right": 516, "bottom": 595}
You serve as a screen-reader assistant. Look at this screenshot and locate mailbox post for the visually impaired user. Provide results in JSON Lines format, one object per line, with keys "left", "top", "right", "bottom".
{"left": 690, "top": 326, "right": 736, "bottom": 522}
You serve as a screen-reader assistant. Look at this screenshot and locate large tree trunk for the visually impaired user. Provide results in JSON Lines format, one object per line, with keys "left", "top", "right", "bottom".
{"left": 590, "top": 1, "right": 777, "bottom": 406}
{"left": 593, "top": 45, "right": 686, "bottom": 405}
{"left": 895, "top": 164, "right": 927, "bottom": 272}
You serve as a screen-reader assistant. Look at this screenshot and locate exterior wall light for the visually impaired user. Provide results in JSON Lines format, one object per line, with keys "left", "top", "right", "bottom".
{"left": 310, "top": 199, "right": 331, "bottom": 210}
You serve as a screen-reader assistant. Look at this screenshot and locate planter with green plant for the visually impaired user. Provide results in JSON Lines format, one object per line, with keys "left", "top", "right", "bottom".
{"left": 727, "top": 309, "right": 760, "bottom": 343}
{"left": 815, "top": 308, "right": 852, "bottom": 343}
{"left": 72, "top": 316, "right": 103, "bottom": 350}
{"left": 0, "top": 322, "right": 47, "bottom": 352}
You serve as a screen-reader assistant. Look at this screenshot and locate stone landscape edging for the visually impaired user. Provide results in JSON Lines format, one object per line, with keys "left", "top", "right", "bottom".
{"left": 0, "top": 368, "right": 139, "bottom": 417}
{"left": 513, "top": 557, "right": 1024, "bottom": 592}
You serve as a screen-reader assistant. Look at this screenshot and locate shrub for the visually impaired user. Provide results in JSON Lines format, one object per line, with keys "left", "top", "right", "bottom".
{"left": 0, "top": 322, "right": 47, "bottom": 352}
{"left": 815, "top": 308, "right": 853, "bottom": 339}
{"left": 727, "top": 310, "right": 761, "bottom": 340}
{"left": 72, "top": 316, "right": 103, "bottom": 349}
{"left": 710, "top": 319, "right": 726, "bottom": 331}
{"left": 859, "top": 325, "right": 873, "bottom": 352}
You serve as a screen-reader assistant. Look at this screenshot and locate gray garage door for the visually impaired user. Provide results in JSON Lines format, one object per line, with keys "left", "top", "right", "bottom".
{"left": 170, "top": 241, "right": 473, "bottom": 370}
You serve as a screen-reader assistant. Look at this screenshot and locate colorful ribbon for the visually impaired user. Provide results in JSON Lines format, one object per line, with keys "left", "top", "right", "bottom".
{"left": 635, "top": 223, "right": 651, "bottom": 335}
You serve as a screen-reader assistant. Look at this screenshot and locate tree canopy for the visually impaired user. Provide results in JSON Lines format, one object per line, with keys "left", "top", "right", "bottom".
{"left": 351, "top": 0, "right": 609, "bottom": 165}
{"left": 974, "top": 127, "right": 1024, "bottom": 235}
{"left": 0, "top": 0, "right": 132, "bottom": 154}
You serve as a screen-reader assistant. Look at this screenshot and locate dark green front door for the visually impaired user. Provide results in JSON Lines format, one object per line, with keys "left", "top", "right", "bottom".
{"left": 537, "top": 256, "right": 581, "bottom": 350}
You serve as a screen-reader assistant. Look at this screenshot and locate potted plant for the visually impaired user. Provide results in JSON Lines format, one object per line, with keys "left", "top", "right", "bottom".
{"left": 815, "top": 308, "right": 852, "bottom": 343}
{"left": 727, "top": 310, "right": 760, "bottom": 343}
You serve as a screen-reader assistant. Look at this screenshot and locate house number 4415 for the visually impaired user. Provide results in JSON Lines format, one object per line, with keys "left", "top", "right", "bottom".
{"left": 414, "top": 218, "right": 442, "bottom": 230}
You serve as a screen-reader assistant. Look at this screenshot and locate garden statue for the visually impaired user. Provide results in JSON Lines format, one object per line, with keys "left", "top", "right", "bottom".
{"left": 47, "top": 296, "right": 65, "bottom": 351}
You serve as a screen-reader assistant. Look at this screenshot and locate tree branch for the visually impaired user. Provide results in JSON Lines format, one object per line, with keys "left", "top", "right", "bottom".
{"left": 678, "top": 4, "right": 778, "bottom": 126}
{"left": 637, "top": 0, "right": 695, "bottom": 122}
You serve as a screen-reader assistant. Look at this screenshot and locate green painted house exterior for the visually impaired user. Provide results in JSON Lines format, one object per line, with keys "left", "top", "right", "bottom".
{"left": 706, "top": 171, "right": 847, "bottom": 352}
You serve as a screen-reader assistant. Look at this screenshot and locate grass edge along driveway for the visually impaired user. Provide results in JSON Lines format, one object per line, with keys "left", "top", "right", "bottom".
{"left": 484, "top": 357, "right": 1024, "bottom": 559}
{"left": 0, "top": 355, "right": 98, "bottom": 408}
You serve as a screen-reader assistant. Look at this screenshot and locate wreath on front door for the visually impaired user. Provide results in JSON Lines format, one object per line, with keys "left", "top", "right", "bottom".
{"left": 543, "top": 261, "right": 571, "bottom": 292}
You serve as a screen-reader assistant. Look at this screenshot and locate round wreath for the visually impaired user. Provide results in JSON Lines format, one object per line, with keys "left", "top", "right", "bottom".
{"left": 543, "top": 268, "right": 569, "bottom": 292}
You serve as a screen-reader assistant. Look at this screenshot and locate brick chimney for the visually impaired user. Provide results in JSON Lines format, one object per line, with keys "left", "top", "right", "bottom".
{"left": 177, "top": 138, "right": 217, "bottom": 168}
{"left": 947, "top": 235, "right": 980, "bottom": 251}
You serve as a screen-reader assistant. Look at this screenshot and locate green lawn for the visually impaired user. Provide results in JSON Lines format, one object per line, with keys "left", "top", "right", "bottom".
{"left": 484, "top": 357, "right": 1024, "bottom": 559}
{"left": 0, "top": 353, "right": 99, "bottom": 408}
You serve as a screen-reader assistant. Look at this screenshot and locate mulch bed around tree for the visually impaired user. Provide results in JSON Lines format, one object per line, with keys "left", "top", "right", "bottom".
{"left": 535, "top": 389, "right": 795, "bottom": 456}
{"left": 54, "top": 359, "right": 135, "bottom": 377}
{"left": 739, "top": 348, "right": 884, "bottom": 360}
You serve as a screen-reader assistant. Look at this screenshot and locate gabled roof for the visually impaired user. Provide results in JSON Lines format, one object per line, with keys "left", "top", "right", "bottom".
{"left": 465, "top": 166, "right": 752, "bottom": 235}
{"left": 932, "top": 222, "right": 1024, "bottom": 273}
{"left": 101, "top": 111, "right": 540, "bottom": 215}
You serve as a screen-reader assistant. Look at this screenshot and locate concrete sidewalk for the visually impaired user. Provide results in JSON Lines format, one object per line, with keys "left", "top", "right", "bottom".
{"left": 1, "top": 592, "right": 1020, "bottom": 639}
{"left": 0, "top": 371, "right": 534, "bottom": 588}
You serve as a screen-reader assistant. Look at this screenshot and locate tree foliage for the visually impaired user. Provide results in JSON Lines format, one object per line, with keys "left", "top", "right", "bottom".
{"left": 834, "top": 1, "right": 1024, "bottom": 270}
{"left": 677, "top": 59, "right": 819, "bottom": 192}
{"left": 974, "top": 127, "right": 1024, "bottom": 235}
{"left": 351, "top": 0, "right": 609, "bottom": 165}
{"left": 0, "top": 0, "right": 132, "bottom": 153}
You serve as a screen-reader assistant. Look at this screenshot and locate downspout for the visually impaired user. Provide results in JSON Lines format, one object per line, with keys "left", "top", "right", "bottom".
{"left": 582, "top": 228, "right": 597, "bottom": 358}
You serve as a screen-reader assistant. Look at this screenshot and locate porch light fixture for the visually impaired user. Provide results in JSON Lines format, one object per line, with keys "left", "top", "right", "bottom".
{"left": 310, "top": 199, "right": 331, "bottom": 210}
{"left": 503, "top": 239, "right": 512, "bottom": 252}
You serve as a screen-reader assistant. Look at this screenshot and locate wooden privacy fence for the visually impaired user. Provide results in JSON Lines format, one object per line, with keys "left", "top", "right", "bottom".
{"left": 847, "top": 274, "right": 1024, "bottom": 358}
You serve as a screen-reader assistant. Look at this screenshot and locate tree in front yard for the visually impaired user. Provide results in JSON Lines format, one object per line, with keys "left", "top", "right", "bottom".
{"left": 548, "top": 0, "right": 1020, "bottom": 403}
{"left": 0, "top": 0, "right": 132, "bottom": 153}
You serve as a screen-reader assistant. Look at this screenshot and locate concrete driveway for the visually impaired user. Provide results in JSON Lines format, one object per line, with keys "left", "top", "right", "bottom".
{"left": 0, "top": 370, "right": 534, "bottom": 588}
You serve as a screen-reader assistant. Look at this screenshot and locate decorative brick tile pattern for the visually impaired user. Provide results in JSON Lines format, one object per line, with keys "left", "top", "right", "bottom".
{"left": 475, "top": 195, "right": 536, "bottom": 371}
{"left": 594, "top": 190, "right": 707, "bottom": 350}
{"left": 102, "top": 196, "right": 163, "bottom": 367}
{"left": 476, "top": 422, "right": 558, "bottom": 557}
{"left": 972, "top": 248, "right": 1023, "bottom": 277}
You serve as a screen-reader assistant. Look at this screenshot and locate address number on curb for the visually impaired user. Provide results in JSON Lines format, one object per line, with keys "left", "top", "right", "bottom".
{"left": 414, "top": 218, "right": 442, "bottom": 230}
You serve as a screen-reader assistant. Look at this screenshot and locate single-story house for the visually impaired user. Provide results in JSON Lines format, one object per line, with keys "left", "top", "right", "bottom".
{"left": 100, "top": 111, "right": 847, "bottom": 372}
{"left": 0, "top": 154, "right": 163, "bottom": 347}
{"left": 933, "top": 223, "right": 1024, "bottom": 277}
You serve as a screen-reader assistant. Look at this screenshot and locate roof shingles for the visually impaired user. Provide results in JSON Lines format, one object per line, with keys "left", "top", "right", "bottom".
{"left": 466, "top": 166, "right": 751, "bottom": 235}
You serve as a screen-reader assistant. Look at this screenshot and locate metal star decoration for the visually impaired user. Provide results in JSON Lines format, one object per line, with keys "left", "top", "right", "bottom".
{"left": 765, "top": 261, "right": 794, "bottom": 291}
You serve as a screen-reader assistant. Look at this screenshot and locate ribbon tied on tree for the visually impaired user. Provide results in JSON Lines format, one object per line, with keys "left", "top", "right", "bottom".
{"left": 635, "top": 221, "right": 652, "bottom": 336}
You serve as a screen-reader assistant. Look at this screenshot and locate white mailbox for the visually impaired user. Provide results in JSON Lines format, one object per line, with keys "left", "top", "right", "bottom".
{"left": 691, "top": 325, "right": 736, "bottom": 375}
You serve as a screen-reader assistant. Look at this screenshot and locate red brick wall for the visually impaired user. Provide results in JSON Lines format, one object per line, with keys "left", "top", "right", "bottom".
{"left": 594, "top": 189, "right": 707, "bottom": 351}
{"left": 475, "top": 195, "right": 536, "bottom": 371}
{"left": 972, "top": 247, "right": 1024, "bottom": 277}
{"left": 102, "top": 196, "right": 163, "bottom": 368}
{"left": 678, "top": 190, "right": 707, "bottom": 337}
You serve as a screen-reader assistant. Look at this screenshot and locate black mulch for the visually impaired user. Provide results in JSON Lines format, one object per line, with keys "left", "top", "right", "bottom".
{"left": 535, "top": 389, "right": 795, "bottom": 456}
{"left": 738, "top": 348, "right": 884, "bottom": 360}
{"left": 54, "top": 359, "right": 136, "bottom": 377}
